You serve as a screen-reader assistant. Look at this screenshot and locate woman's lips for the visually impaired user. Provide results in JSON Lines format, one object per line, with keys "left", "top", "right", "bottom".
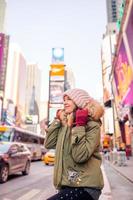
{"left": 64, "top": 105, "right": 70, "bottom": 109}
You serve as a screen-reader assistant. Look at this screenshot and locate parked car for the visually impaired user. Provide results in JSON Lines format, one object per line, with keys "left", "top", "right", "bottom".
{"left": 0, "top": 141, "right": 31, "bottom": 183}
{"left": 43, "top": 149, "right": 55, "bottom": 165}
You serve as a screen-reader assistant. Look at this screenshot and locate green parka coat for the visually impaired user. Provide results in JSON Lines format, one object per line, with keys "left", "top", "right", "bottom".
{"left": 45, "top": 117, "right": 104, "bottom": 190}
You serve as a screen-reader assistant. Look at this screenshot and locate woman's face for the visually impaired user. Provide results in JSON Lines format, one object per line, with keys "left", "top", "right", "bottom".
{"left": 63, "top": 95, "right": 77, "bottom": 114}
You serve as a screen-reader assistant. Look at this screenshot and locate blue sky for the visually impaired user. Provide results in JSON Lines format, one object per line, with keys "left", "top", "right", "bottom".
{"left": 6, "top": 0, "right": 107, "bottom": 101}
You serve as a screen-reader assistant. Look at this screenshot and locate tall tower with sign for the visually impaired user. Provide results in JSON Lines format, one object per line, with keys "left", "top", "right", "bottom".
{"left": 48, "top": 48, "right": 65, "bottom": 123}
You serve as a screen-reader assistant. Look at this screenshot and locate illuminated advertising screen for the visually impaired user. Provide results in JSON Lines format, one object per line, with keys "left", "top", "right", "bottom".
{"left": 50, "top": 64, "right": 65, "bottom": 81}
{"left": 52, "top": 48, "right": 64, "bottom": 64}
{"left": 49, "top": 81, "right": 64, "bottom": 104}
{"left": 126, "top": 4, "right": 133, "bottom": 59}
{"left": 114, "top": 39, "right": 133, "bottom": 105}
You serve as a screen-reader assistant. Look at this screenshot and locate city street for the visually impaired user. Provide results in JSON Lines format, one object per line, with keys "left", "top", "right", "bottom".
{"left": 104, "top": 162, "right": 133, "bottom": 200}
{"left": 0, "top": 0, "right": 133, "bottom": 200}
{"left": 0, "top": 160, "right": 133, "bottom": 200}
{"left": 0, "top": 161, "right": 56, "bottom": 200}
{"left": 104, "top": 161, "right": 133, "bottom": 200}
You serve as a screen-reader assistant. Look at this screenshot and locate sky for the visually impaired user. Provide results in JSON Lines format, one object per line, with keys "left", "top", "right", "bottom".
{"left": 6, "top": 0, "right": 107, "bottom": 101}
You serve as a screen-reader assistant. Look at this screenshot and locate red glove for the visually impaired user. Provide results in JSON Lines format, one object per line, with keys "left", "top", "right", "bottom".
{"left": 76, "top": 109, "right": 88, "bottom": 126}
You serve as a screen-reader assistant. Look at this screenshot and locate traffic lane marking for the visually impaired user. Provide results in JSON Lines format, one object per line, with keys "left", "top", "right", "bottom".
{"left": 16, "top": 189, "right": 40, "bottom": 200}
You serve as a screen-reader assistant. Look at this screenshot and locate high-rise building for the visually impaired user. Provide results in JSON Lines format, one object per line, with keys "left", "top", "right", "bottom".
{"left": 106, "top": 0, "right": 123, "bottom": 22}
{"left": 106, "top": 0, "right": 124, "bottom": 33}
{"left": 4, "top": 43, "right": 27, "bottom": 125}
{"left": 65, "top": 66, "right": 75, "bottom": 90}
{"left": 25, "top": 63, "right": 41, "bottom": 120}
{"left": 102, "top": 0, "right": 127, "bottom": 145}
{"left": 0, "top": 33, "right": 9, "bottom": 121}
{"left": 0, "top": 0, "right": 6, "bottom": 33}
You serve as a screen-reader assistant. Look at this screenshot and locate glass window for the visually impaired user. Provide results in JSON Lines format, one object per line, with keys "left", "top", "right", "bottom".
{"left": 0, "top": 143, "right": 10, "bottom": 153}
{"left": 18, "top": 144, "right": 26, "bottom": 152}
{"left": 0, "top": 131, "right": 11, "bottom": 141}
{"left": 10, "top": 144, "right": 19, "bottom": 153}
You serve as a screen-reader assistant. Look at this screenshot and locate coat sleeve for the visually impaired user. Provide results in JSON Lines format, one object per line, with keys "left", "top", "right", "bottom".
{"left": 45, "top": 119, "right": 61, "bottom": 149}
{"left": 71, "top": 121, "right": 101, "bottom": 163}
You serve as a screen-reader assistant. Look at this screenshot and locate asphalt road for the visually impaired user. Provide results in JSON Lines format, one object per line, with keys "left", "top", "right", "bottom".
{"left": 1, "top": 161, "right": 132, "bottom": 200}
{"left": 0, "top": 161, "right": 56, "bottom": 200}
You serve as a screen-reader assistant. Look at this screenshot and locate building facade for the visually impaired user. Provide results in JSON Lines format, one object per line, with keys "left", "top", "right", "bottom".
{"left": 102, "top": 0, "right": 133, "bottom": 154}
{"left": 4, "top": 43, "right": 27, "bottom": 125}
{"left": 25, "top": 63, "right": 41, "bottom": 121}
{"left": 0, "top": 33, "right": 9, "bottom": 122}
{"left": 106, "top": 0, "right": 124, "bottom": 33}
{"left": 111, "top": 0, "right": 133, "bottom": 154}
{"left": 106, "top": 0, "right": 123, "bottom": 23}
{"left": 0, "top": 0, "right": 6, "bottom": 33}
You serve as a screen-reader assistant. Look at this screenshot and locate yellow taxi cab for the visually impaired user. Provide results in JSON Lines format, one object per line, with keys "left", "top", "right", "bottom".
{"left": 43, "top": 149, "right": 55, "bottom": 165}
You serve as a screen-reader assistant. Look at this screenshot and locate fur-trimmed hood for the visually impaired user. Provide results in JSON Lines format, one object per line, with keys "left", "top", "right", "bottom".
{"left": 84, "top": 99, "right": 104, "bottom": 121}
{"left": 63, "top": 88, "right": 104, "bottom": 120}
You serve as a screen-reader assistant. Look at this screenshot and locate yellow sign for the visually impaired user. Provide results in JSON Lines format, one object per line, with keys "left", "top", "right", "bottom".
{"left": 50, "top": 64, "right": 65, "bottom": 76}
{"left": 0, "top": 126, "right": 9, "bottom": 132}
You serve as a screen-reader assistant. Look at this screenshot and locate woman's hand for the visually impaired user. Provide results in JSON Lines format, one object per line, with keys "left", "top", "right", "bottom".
{"left": 56, "top": 109, "right": 67, "bottom": 125}
{"left": 75, "top": 109, "right": 88, "bottom": 126}
{"left": 56, "top": 109, "right": 75, "bottom": 127}
{"left": 67, "top": 112, "right": 75, "bottom": 127}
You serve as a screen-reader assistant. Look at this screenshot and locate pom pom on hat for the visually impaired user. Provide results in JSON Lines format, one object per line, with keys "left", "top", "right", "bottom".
{"left": 63, "top": 88, "right": 93, "bottom": 108}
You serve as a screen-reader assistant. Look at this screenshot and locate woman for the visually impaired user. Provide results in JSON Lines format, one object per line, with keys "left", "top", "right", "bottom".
{"left": 45, "top": 88, "right": 104, "bottom": 200}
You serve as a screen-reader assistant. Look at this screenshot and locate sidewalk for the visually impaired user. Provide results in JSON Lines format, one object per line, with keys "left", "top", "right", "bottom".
{"left": 106, "top": 156, "right": 133, "bottom": 183}
{"left": 100, "top": 156, "right": 133, "bottom": 200}
{"left": 99, "top": 165, "right": 112, "bottom": 200}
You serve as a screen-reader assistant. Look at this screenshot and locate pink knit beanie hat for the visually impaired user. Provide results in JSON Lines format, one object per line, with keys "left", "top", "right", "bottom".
{"left": 63, "top": 88, "right": 93, "bottom": 108}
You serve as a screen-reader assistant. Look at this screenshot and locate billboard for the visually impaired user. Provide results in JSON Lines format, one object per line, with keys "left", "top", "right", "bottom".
{"left": 52, "top": 48, "right": 64, "bottom": 64}
{"left": 50, "top": 64, "right": 65, "bottom": 81}
{"left": 48, "top": 48, "right": 65, "bottom": 122}
{"left": 125, "top": 3, "right": 133, "bottom": 59}
{"left": 49, "top": 81, "right": 64, "bottom": 104}
{"left": 114, "top": 39, "right": 133, "bottom": 105}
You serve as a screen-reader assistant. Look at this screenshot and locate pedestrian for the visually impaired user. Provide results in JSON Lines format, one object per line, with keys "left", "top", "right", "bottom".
{"left": 125, "top": 146, "right": 131, "bottom": 160}
{"left": 45, "top": 88, "right": 104, "bottom": 200}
